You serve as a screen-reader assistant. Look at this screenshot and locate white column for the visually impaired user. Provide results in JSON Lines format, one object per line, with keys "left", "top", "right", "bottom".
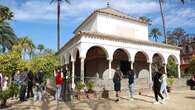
{"left": 164, "top": 63, "right": 167, "bottom": 74}
{"left": 80, "top": 58, "right": 85, "bottom": 82}
{"left": 131, "top": 61, "right": 134, "bottom": 70}
{"left": 71, "top": 61, "right": 75, "bottom": 89}
{"left": 108, "top": 59, "right": 112, "bottom": 79}
{"left": 177, "top": 64, "right": 181, "bottom": 78}
{"left": 148, "top": 62, "right": 152, "bottom": 88}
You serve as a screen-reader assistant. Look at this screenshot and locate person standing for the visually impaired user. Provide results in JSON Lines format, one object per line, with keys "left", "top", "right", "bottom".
{"left": 128, "top": 69, "right": 135, "bottom": 101}
{"left": 160, "top": 68, "right": 168, "bottom": 100}
{"left": 19, "top": 68, "right": 28, "bottom": 102}
{"left": 152, "top": 68, "right": 165, "bottom": 104}
{"left": 0, "top": 72, "right": 3, "bottom": 91}
{"left": 54, "top": 68, "right": 63, "bottom": 101}
{"left": 27, "top": 70, "right": 34, "bottom": 98}
{"left": 34, "top": 69, "right": 44, "bottom": 101}
{"left": 113, "top": 67, "right": 123, "bottom": 102}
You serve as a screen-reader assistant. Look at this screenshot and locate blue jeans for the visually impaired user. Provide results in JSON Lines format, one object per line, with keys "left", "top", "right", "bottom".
{"left": 160, "top": 84, "right": 168, "bottom": 97}
{"left": 55, "top": 85, "right": 62, "bottom": 100}
{"left": 128, "top": 84, "right": 134, "bottom": 98}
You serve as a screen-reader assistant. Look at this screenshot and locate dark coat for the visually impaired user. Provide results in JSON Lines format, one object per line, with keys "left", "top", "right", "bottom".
{"left": 128, "top": 71, "right": 134, "bottom": 85}
{"left": 152, "top": 72, "right": 162, "bottom": 88}
{"left": 113, "top": 70, "right": 123, "bottom": 91}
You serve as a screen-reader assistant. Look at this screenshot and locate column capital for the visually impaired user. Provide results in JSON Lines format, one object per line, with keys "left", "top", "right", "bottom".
{"left": 107, "top": 58, "right": 113, "bottom": 61}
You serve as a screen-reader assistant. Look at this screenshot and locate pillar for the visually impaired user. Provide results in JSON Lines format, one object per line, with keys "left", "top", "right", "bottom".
{"left": 164, "top": 63, "right": 167, "bottom": 74}
{"left": 148, "top": 62, "right": 152, "bottom": 88}
{"left": 71, "top": 60, "right": 75, "bottom": 89}
{"left": 177, "top": 64, "right": 181, "bottom": 78}
{"left": 130, "top": 61, "right": 134, "bottom": 70}
{"left": 108, "top": 59, "right": 112, "bottom": 79}
{"left": 80, "top": 57, "right": 85, "bottom": 82}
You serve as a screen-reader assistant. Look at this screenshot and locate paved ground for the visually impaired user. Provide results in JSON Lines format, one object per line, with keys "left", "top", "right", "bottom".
{"left": 2, "top": 88, "right": 195, "bottom": 110}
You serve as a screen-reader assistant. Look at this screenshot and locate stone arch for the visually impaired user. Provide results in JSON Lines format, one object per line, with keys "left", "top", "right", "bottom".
{"left": 152, "top": 53, "right": 165, "bottom": 73}
{"left": 112, "top": 48, "right": 130, "bottom": 78}
{"left": 112, "top": 48, "right": 131, "bottom": 61}
{"left": 166, "top": 54, "right": 179, "bottom": 78}
{"left": 75, "top": 49, "right": 81, "bottom": 81}
{"left": 134, "top": 51, "right": 149, "bottom": 78}
{"left": 167, "top": 54, "right": 179, "bottom": 64}
{"left": 85, "top": 46, "right": 108, "bottom": 79}
{"left": 73, "top": 47, "right": 80, "bottom": 60}
{"left": 84, "top": 45, "right": 109, "bottom": 59}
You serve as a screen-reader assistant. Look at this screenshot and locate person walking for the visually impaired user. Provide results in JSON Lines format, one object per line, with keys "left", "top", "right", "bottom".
{"left": 19, "top": 68, "right": 28, "bottom": 102}
{"left": 152, "top": 67, "right": 165, "bottom": 104}
{"left": 113, "top": 67, "right": 123, "bottom": 102}
{"left": 34, "top": 69, "right": 44, "bottom": 101}
{"left": 128, "top": 69, "right": 135, "bottom": 101}
{"left": 54, "top": 68, "right": 63, "bottom": 101}
{"left": 160, "top": 68, "right": 168, "bottom": 100}
{"left": 27, "top": 70, "right": 34, "bottom": 98}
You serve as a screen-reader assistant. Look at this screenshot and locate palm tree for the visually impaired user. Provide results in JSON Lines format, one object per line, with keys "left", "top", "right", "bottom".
{"left": 0, "top": 22, "right": 17, "bottom": 52}
{"left": 37, "top": 44, "right": 45, "bottom": 53}
{"left": 149, "top": 28, "right": 162, "bottom": 42}
{"left": 139, "top": 16, "right": 152, "bottom": 25}
{"left": 0, "top": 5, "right": 13, "bottom": 23}
{"left": 158, "top": 0, "right": 185, "bottom": 44}
{"left": 50, "top": 0, "right": 70, "bottom": 51}
{"left": 18, "top": 37, "right": 35, "bottom": 59}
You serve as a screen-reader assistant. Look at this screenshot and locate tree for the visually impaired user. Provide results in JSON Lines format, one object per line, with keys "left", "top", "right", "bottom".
{"left": 37, "top": 44, "right": 45, "bottom": 53}
{"left": 0, "top": 22, "right": 17, "bottom": 53}
{"left": 0, "top": 5, "right": 13, "bottom": 23}
{"left": 149, "top": 28, "right": 162, "bottom": 42}
{"left": 167, "top": 56, "right": 178, "bottom": 78}
{"left": 189, "top": 55, "right": 195, "bottom": 74}
{"left": 50, "top": 0, "right": 70, "bottom": 51}
{"left": 171, "top": 27, "right": 187, "bottom": 46}
{"left": 18, "top": 37, "right": 35, "bottom": 59}
{"left": 158, "top": 0, "right": 185, "bottom": 44}
{"left": 139, "top": 16, "right": 152, "bottom": 25}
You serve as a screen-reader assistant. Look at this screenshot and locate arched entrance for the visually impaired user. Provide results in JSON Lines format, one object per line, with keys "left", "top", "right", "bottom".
{"left": 152, "top": 53, "right": 164, "bottom": 74}
{"left": 85, "top": 46, "right": 108, "bottom": 80}
{"left": 134, "top": 51, "right": 149, "bottom": 78}
{"left": 167, "top": 55, "right": 178, "bottom": 77}
{"left": 75, "top": 50, "right": 81, "bottom": 81}
{"left": 112, "top": 49, "right": 130, "bottom": 78}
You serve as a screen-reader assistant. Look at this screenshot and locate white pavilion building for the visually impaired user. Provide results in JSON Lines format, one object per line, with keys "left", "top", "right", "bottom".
{"left": 57, "top": 7, "right": 181, "bottom": 89}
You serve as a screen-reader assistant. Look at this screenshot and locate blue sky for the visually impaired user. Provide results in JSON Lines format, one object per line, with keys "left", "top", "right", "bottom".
{"left": 0, "top": 0, "right": 195, "bottom": 51}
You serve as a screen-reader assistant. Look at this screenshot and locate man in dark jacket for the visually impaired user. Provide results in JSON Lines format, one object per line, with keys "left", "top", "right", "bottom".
{"left": 152, "top": 68, "right": 165, "bottom": 104}
{"left": 19, "top": 68, "right": 29, "bottom": 101}
{"left": 27, "top": 70, "right": 34, "bottom": 98}
{"left": 128, "top": 69, "right": 135, "bottom": 101}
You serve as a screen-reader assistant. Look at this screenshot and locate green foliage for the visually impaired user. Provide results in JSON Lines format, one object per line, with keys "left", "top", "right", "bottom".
{"left": 189, "top": 56, "right": 195, "bottom": 74}
{"left": 29, "top": 54, "right": 60, "bottom": 80}
{"left": 167, "top": 76, "right": 175, "bottom": 86}
{"left": 0, "top": 5, "right": 14, "bottom": 23}
{"left": 0, "top": 50, "right": 21, "bottom": 77}
{"left": 167, "top": 57, "right": 178, "bottom": 78}
{"left": 86, "top": 81, "right": 94, "bottom": 92}
{"left": 0, "top": 22, "right": 17, "bottom": 52}
{"left": 75, "top": 81, "right": 85, "bottom": 92}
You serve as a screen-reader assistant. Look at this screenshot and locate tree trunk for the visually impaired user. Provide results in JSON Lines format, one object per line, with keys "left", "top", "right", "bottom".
{"left": 57, "top": 0, "right": 60, "bottom": 51}
{"left": 159, "top": 0, "right": 167, "bottom": 44}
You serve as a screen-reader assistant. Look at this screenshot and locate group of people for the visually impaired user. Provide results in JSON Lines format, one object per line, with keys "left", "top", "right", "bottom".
{"left": 113, "top": 66, "right": 168, "bottom": 104}
{"left": 0, "top": 68, "right": 44, "bottom": 102}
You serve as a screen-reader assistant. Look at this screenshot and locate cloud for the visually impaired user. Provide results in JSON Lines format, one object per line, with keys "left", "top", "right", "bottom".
{"left": 153, "top": 7, "right": 195, "bottom": 29}
{"left": 0, "top": 0, "right": 160, "bottom": 21}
